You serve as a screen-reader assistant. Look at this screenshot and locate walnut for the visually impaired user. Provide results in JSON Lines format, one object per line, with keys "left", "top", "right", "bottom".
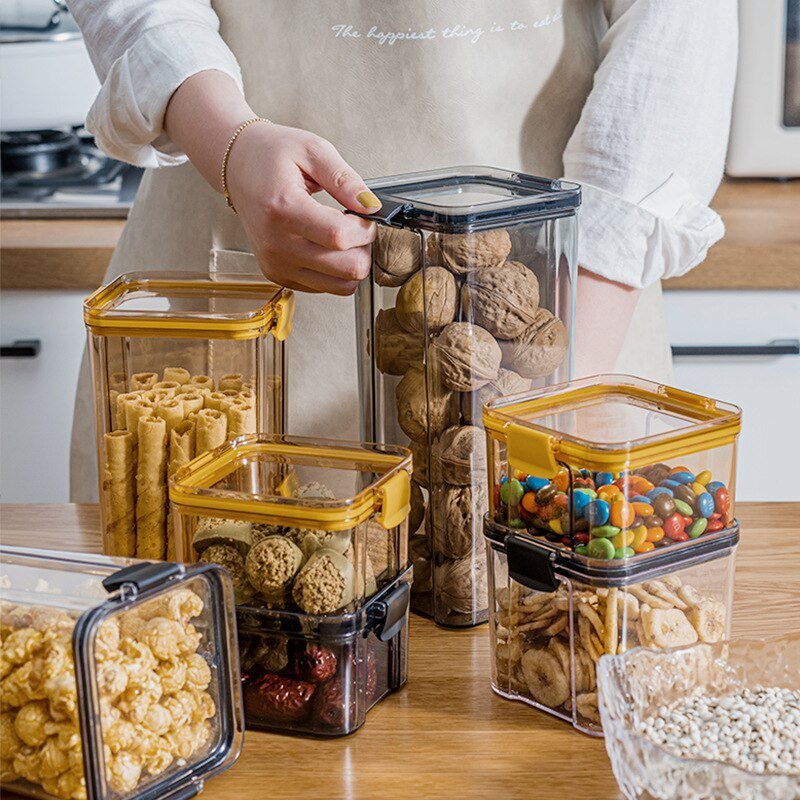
{"left": 409, "top": 481, "right": 425, "bottom": 536}
{"left": 431, "top": 484, "right": 487, "bottom": 560}
{"left": 437, "top": 555, "right": 488, "bottom": 616}
{"left": 428, "top": 228, "right": 511, "bottom": 276}
{"left": 395, "top": 267, "right": 457, "bottom": 334}
{"left": 395, "top": 365, "right": 458, "bottom": 444}
{"left": 432, "top": 425, "right": 487, "bottom": 486}
{"left": 409, "top": 440, "right": 430, "bottom": 489}
{"left": 499, "top": 308, "right": 569, "bottom": 378}
{"left": 410, "top": 557, "right": 432, "bottom": 594}
{"left": 431, "top": 322, "right": 502, "bottom": 391}
{"left": 374, "top": 308, "right": 424, "bottom": 376}
{"left": 460, "top": 368, "right": 530, "bottom": 424}
{"left": 373, "top": 226, "right": 421, "bottom": 287}
{"left": 461, "top": 261, "right": 540, "bottom": 339}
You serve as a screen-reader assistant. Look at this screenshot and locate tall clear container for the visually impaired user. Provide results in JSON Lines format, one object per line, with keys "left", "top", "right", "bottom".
{"left": 356, "top": 167, "right": 580, "bottom": 627}
{"left": 84, "top": 272, "right": 294, "bottom": 561}
{"left": 0, "top": 546, "right": 242, "bottom": 800}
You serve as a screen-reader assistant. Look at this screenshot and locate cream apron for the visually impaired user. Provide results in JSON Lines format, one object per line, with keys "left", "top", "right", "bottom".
{"left": 70, "top": 0, "right": 673, "bottom": 501}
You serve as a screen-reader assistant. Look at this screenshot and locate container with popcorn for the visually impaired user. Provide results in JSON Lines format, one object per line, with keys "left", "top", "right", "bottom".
{"left": 84, "top": 271, "right": 294, "bottom": 561}
{"left": 483, "top": 516, "right": 739, "bottom": 736}
{"left": 0, "top": 546, "right": 242, "bottom": 800}
{"left": 355, "top": 167, "right": 579, "bottom": 628}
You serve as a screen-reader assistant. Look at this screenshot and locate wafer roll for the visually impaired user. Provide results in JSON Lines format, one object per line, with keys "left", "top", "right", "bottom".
{"left": 204, "top": 392, "right": 227, "bottom": 411}
{"left": 190, "top": 375, "right": 214, "bottom": 392}
{"left": 102, "top": 430, "right": 136, "bottom": 556}
{"left": 136, "top": 415, "right": 168, "bottom": 559}
{"left": 125, "top": 399, "right": 155, "bottom": 443}
{"left": 110, "top": 372, "right": 127, "bottom": 393}
{"left": 155, "top": 398, "right": 184, "bottom": 434}
{"left": 238, "top": 388, "right": 255, "bottom": 402}
{"left": 166, "top": 418, "right": 196, "bottom": 560}
{"left": 152, "top": 380, "right": 180, "bottom": 396}
{"left": 195, "top": 408, "right": 228, "bottom": 454}
{"left": 225, "top": 399, "right": 256, "bottom": 436}
{"left": 162, "top": 367, "right": 191, "bottom": 385}
{"left": 218, "top": 374, "right": 243, "bottom": 391}
{"left": 113, "top": 391, "right": 137, "bottom": 431}
{"left": 178, "top": 390, "right": 204, "bottom": 416}
{"left": 131, "top": 372, "right": 158, "bottom": 391}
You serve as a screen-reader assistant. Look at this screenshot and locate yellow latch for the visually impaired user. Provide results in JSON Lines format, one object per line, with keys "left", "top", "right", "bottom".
{"left": 271, "top": 291, "right": 296, "bottom": 342}
{"left": 506, "top": 422, "right": 559, "bottom": 479}
{"left": 376, "top": 470, "right": 411, "bottom": 530}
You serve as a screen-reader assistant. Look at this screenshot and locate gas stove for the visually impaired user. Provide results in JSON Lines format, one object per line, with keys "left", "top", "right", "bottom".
{"left": 0, "top": 127, "right": 142, "bottom": 218}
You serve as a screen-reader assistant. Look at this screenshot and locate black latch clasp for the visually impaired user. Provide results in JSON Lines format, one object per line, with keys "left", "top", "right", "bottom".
{"left": 103, "top": 562, "right": 184, "bottom": 594}
{"left": 506, "top": 535, "right": 559, "bottom": 593}
{"left": 368, "top": 581, "right": 410, "bottom": 642}
{"left": 347, "top": 199, "right": 412, "bottom": 227}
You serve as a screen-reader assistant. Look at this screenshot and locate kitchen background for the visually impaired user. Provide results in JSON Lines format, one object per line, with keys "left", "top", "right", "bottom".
{"left": 1, "top": 0, "right": 798, "bottom": 504}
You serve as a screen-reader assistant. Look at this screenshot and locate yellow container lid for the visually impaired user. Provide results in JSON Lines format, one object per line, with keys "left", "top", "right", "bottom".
{"left": 483, "top": 374, "right": 741, "bottom": 476}
{"left": 170, "top": 434, "right": 412, "bottom": 532}
{"left": 84, "top": 272, "right": 294, "bottom": 341}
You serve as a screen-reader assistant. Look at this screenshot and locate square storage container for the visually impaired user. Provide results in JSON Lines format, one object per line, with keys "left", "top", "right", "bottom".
{"left": 484, "top": 516, "right": 739, "bottom": 736}
{"left": 0, "top": 546, "right": 243, "bottom": 800}
{"left": 356, "top": 167, "right": 580, "bottom": 627}
{"left": 169, "top": 434, "right": 412, "bottom": 615}
{"left": 484, "top": 375, "right": 741, "bottom": 559}
{"left": 84, "top": 272, "right": 294, "bottom": 561}
{"left": 237, "top": 567, "right": 411, "bottom": 736}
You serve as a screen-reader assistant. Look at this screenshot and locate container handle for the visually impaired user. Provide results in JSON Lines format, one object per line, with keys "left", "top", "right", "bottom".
{"left": 369, "top": 581, "right": 410, "bottom": 642}
{"left": 103, "top": 562, "right": 184, "bottom": 594}
{"left": 346, "top": 199, "right": 413, "bottom": 226}
{"left": 506, "top": 422, "right": 559, "bottom": 479}
{"left": 376, "top": 470, "right": 411, "bottom": 530}
{"left": 506, "top": 534, "right": 559, "bottom": 593}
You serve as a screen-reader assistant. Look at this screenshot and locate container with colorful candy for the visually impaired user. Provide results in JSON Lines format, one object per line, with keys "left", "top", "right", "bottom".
{"left": 484, "top": 376, "right": 741, "bottom": 562}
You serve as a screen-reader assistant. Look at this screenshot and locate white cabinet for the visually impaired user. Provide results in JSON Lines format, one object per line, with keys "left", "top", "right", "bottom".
{"left": 1, "top": 290, "right": 87, "bottom": 502}
{"left": 663, "top": 290, "right": 800, "bottom": 502}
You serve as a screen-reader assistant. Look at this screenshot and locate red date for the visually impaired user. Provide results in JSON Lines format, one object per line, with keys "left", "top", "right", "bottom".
{"left": 292, "top": 644, "right": 338, "bottom": 683}
{"left": 243, "top": 673, "right": 316, "bottom": 723}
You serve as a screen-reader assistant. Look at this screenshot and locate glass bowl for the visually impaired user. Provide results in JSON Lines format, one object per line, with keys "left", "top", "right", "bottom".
{"left": 597, "top": 635, "right": 800, "bottom": 800}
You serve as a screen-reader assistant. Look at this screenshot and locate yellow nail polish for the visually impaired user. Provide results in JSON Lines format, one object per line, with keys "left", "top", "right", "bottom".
{"left": 357, "top": 190, "right": 381, "bottom": 209}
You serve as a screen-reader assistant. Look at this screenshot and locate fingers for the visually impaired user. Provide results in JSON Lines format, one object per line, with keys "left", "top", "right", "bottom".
{"left": 279, "top": 191, "right": 377, "bottom": 250}
{"left": 300, "top": 137, "right": 382, "bottom": 214}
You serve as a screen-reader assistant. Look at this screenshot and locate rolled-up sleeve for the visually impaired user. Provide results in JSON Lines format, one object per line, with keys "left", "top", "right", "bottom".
{"left": 67, "top": 0, "right": 243, "bottom": 168}
{"left": 562, "top": 0, "right": 738, "bottom": 288}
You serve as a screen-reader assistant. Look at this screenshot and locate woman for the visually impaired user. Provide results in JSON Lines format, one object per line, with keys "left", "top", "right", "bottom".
{"left": 68, "top": 0, "right": 737, "bottom": 501}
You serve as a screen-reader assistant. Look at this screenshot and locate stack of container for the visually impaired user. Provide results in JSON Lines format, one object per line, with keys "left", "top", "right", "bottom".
{"left": 169, "top": 434, "right": 413, "bottom": 736}
{"left": 481, "top": 375, "right": 742, "bottom": 735}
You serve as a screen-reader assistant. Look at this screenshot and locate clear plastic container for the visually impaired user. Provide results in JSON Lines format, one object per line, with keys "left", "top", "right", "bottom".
{"left": 484, "top": 375, "right": 741, "bottom": 560}
{"left": 598, "top": 635, "right": 800, "bottom": 799}
{"left": 84, "top": 272, "right": 294, "bottom": 561}
{"left": 238, "top": 567, "right": 411, "bottom": 737}
{"left": 0, "top": 546, "right": 242, "bottom": 800}
{"left": 169, "top": 434, "right": 412, "bottom": 614}
{"left": 356, "top": 167, "right": 580, "bottom": 627}
{"left": 484, "top": 516, "right": 738, "bottom": 736}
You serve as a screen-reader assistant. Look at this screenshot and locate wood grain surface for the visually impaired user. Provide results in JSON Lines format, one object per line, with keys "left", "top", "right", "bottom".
{"left": 2, "top": 179, "right": 798, "bottom": 291}
{"left": 0, "top": 502, "right": 798, "bottom": 800}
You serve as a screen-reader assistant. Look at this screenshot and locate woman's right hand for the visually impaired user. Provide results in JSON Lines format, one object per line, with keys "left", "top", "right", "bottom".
{"left": 164, "top": 70, "right": 380, "bottom": 294}
{"left": 224, "top": 122, "right": 381, "bottom": 294}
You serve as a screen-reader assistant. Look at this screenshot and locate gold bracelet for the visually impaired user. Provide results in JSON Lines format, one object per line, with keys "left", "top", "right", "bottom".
{"left": 221, "top": 117, "right": 272, "bottom": 213}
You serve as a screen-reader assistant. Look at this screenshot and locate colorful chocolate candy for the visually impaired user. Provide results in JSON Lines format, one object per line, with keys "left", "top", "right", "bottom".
{"left": 496, "top": 463, "right": 733, "bottom": 560}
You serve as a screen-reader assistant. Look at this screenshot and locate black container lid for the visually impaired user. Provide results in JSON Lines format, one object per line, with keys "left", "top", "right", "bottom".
{"left": 484, "top": 515, "right": 739, "bottom": 592}
{"left": 365, "top": 166, "right": 581, "bottom": 232}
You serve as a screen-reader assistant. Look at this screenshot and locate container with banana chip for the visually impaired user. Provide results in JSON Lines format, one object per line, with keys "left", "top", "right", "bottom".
{"left": 484, "top": 515, "right": 739, "bottom": 736}
{"left": 355, "top": 167, "right": 580, "bottom": 628}
{"left": 484, "top": 375, "right": 741, "bottom": 558}
{"left": 84, "top": 271, "right": 295, "bottom": 561}
{"left": 169, "top": 434, "right": 412, "bottom": 615}
{"left": 0, "top": 545, "right": 243, "bottom": 800}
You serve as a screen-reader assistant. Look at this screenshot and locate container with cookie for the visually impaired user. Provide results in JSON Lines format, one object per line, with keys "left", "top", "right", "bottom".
{"left": 0, "top": 545, "right": 243, "bottom": 800}
{"left": 355, "top": 167, "right": 579, "bottom": 627}
{"left": 84, "top": 271, "right": 294, "bottom": 562}
{"left": 484, "top": 515, "right": 739, "bottom": 736}
{"left": 484, "top": 375, "right": 741, "bottom": 558}
{"left": 168, "top": 434, "right": 412, "bottom": 734}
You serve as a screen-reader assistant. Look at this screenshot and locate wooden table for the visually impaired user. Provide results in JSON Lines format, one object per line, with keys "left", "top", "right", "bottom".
{"left": 1, "top": 503, "right": 798, "bottom": 800}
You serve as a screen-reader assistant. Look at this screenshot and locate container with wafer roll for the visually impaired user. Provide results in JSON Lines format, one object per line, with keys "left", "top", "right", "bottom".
{"left": 484, "top": 515, "right": 739, "bottom": 736}
{"left": 84, "top": 271, "right": 294, "bottom": 561}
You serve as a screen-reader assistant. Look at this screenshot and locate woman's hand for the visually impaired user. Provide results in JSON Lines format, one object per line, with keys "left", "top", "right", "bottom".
{"left": 164, "top": 70, "right": 380, "bottom": 294}
{"left": 224, "top": 122, "right": 380, "bottom": 294}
